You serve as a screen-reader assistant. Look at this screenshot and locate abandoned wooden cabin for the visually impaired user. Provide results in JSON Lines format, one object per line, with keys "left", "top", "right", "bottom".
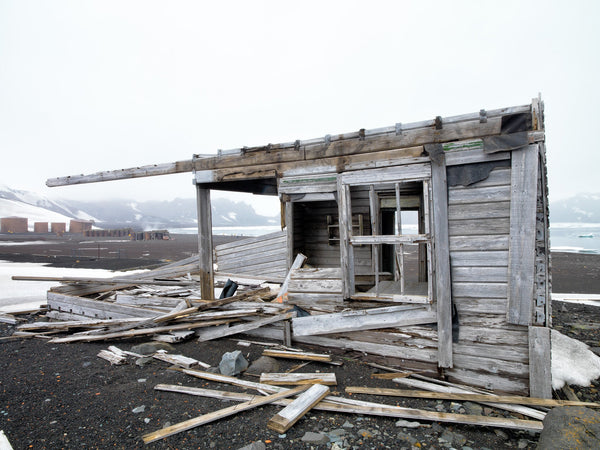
{"left": 47, "top": 96, "right": 551, "bottom": 397}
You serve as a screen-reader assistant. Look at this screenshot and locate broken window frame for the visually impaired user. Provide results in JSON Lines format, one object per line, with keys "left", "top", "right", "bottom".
{"left": 338, "top": 172, "right": 433, "bottom": 304}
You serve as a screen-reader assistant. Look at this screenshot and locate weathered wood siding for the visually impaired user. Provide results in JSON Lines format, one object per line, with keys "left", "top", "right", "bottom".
{"left": 215, "top": 231, "right": 288, "bottom": 279}
{"left": 445, "top": 162, "right": 530, "bottom": 393}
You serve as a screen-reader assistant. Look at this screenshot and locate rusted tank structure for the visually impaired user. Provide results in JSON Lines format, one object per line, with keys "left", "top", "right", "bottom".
{"left": 1, "top": 217, "right": 28, "bottom": 233}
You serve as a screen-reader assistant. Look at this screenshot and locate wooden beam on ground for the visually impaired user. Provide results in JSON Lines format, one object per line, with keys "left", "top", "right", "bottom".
{"left": 267, "top": 384, "right": 330, "bottom": 433}
{"left": 345, "top": 387, "right": 600, "bottom": 408}
{"left": 260, "top": 373, "right": 337, "bottom": 386}
{"left": 196, "top": 312, "right": 296, "bottom": 342}
{"left": 152, "top": 384, "right": 543, "bottom": 433}
{"left": 393, "top": 376, "right": 546, "bottom": 421}
{"left": 153, "top": 353, "right": 210, "bottom": 369}
{"left": 142, "top": 384, "right": 310, "bottom": 444}
{"left": 262, "top": 349, "right": 332, "bottom": 363}
{"left": 47, "top": 319, "right": 232, "bottom": 343}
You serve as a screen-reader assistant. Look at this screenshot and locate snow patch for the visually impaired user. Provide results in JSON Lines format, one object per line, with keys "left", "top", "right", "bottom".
{"left": 551, "top": 329, "right": 600, "bottom": 389}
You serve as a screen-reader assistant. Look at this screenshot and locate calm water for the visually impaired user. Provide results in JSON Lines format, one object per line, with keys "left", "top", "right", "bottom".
{"left": 550, "top": 223, "right": 600, "bottom": 254}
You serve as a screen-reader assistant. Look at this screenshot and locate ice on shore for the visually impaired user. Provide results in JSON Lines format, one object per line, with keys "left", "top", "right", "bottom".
{"left": 552, "top": 329, "right": 600, "bottom": 389}
{"left": 0, "top": 260, "right": 145, "bottom": 312}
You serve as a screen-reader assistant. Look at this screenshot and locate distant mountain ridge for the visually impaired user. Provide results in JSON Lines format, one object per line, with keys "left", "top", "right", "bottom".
{"left": 1, "top": 185, "right": 598, "bottom": 231}
{"left": 550, "top": 193, "right": 600, "bottom": 223}
{"left": 0, "top": 185, "right": 278, "bottom": 231}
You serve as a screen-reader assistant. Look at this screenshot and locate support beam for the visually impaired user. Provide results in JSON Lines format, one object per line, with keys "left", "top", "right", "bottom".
{"left": 427, "top": 144, "right": 453, "bottom": 368}
{"left": 507, "top": 145, "right": 539, "bottom": 325}
{"left": 338, "top": 180, "right": 355, "bottom": 298}
{"left": 196, "top": 185, "right": 214, "bottom": 300}
{"left": 528, "top": 326, "right": 552, "bottom": 399}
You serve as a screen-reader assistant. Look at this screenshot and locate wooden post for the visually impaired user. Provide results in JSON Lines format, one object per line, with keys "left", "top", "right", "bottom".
{"left": 427, "top": 144, "right": 453, "bottom": 368}
{"left": 507, "top": 145, "right": 539, "bottom": 325}
{"left": 369, "top": 185, "right": 380, "bottom": 296}
{"left": 528, "top": 326, "right": 552, "bottom": 398}
{"left": 285, "top": 201, "right": 294, "bottom": 269}
{"left": 196, "top": 185, "right": 214, "bottom": 300}
{"left": 338, "top": 179, "right": 355, "bottom": 298}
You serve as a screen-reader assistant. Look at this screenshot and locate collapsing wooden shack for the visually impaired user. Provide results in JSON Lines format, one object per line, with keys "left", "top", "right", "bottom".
{"left": 47, "top": 96, "right": 551, "bottom": 397}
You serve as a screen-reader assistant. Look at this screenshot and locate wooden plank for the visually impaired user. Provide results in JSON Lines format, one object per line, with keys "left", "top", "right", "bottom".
{"left": 448, "top": 218, "right": 510, "bottom": 236}
{"left": 341, "top": 163, "right": 431, "bottom": 185}
{"left": 452, "top": 282, "right": 507, "bottom": 298}
{"left": 427, "top": 143, "right": 453, "bottom": 368}
{"left": 448, "top": 185, "right": 511, "bottom": 204}
{"left": 260, "top": 373, "right": 337, "bottom": 386}
{"left": 448, "top": 201, "right": 510, "bottom": 221}
{"left": 153, "top": 353, "right": 210, "bottom": 369}
{"left": 48, "top": 319, "right": 233, "bottom": 343}
{"left": 451, "top": 267, "right": 508, "bottom": 283}
{"left": 292, "top": 306, "right": 436, "bottom": 336}
{"left": 338, "top": 181, "right": 354, "bottom": 298}
{"left": 267, "top": 384, "right": 330, "bottom": 433}
{"left": 275, "top": 253, "right": 307, "bottom": 303}
{"left": 196, "top": 312, "right": 296, "bottom": 342}
{"left": 196, "top": 186, "right": 214, "bottom": 300}
{"left": 142, "top": 384, "right": 309, "bottom": 444}
{"left": 449, "top": 235, "right": 509, "bottom": 251}
{"left": 155, "top": 383, "right": 543, "bottom": 432}
{"left": 47, "top": 292, "right": 158, "bottom": 320}
{"left": 528, "top": 326, "right": 552, "bottom": 399}
{"left": 262, "top": 349, "right": 332, "bottom": 363}
{"left": 345, "top": 387, "right": 598, "bottom": 408}
{"left": 507, "top": 145, "right": 539, "bottom": 325}
{"left": 450, "top": 251, "right": 508, "bottom": 267}
{"left": 393, "top": 377, "right": 545, "bottom": 420}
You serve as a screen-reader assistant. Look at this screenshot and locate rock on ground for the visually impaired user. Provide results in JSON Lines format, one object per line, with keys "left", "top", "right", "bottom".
{"left": 537, "top": 406, "right": 600, "bottom": 449}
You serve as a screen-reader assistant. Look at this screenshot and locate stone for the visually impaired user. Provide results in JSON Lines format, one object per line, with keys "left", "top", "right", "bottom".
{"left": 131, "top": 342, "right": 175, "bottom": 355}
{"left": 493, "top": 429, "right": 508, "bottom": 440}
{"left": 135, "top": 357, "right": 154, "bottom": 367}
{"left": 131, "top": 405, "right": 145, "bottom": 414}
{"left": 245, "top": 356, "right": 280, "bottom": 375}
{"left": 237, "top": 442, "right": 266, "bottom": 450}
{"left": 463, "top": 402, "right": 483, "bottom": 416}
{"left": 342, "top": 420, "right": 354, "bottom": 429}
{"left": 219, "top": 350, "right": 248, "bottom": 376}
{"left": 397, "top": 431, "right": 417, "bottom": 446}
{"left": 300, "top": 431, "right": 330, "bottom": 444}
{"left": 439, "top": 430, "right": 467, "bottom": 447}
{"left": 537, "top": 406, "right": 600, "bottom": 450}
{"left": 395, "top": 419, "right": 422, "bottom": 428}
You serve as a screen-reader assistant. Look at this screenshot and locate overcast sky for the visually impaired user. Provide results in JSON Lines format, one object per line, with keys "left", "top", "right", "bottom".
{"left": 1, "top": 0, "right": 598, "bottom": 215}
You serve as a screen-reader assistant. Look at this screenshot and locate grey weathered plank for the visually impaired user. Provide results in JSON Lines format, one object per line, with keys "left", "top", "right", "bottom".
{"left": 428, "top": 143, "right": 453, "bottom": 368}
{"left": 196, "top": 186, "right": 214, "bottom": 300}
{"left": 267, "top": 384, "right": 330, "bottom": 433}
{"left": 528, "top": 326, "right": 552, "bottom": 399}
{"left": 292, "top": 306, "right": 437, "bottom": 336}
{"left": 507, "top": 145, "right": 539, "bottom": 325}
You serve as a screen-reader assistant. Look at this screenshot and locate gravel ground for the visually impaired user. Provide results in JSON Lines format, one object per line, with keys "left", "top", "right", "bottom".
{"left": 0, "top": 239, "right": 599, "bottom": 449}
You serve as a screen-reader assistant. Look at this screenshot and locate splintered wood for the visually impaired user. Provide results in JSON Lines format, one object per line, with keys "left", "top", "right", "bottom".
{"left": 12, "top": 256, "right": 284, "bottom": 343}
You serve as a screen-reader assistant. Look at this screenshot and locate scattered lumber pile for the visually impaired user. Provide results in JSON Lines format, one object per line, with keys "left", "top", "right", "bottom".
{"left": 10, "top": 256, "right": 296, "bottom": 343}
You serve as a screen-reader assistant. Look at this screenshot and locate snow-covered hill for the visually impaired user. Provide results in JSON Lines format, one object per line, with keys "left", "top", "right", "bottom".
{"left": 0, "top": 185, "right": 278, "bottom": 231}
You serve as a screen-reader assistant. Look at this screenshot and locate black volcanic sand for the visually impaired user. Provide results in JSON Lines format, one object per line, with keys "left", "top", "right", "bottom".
{"left": 0, "top": 237, "right": 599, "bottom": 449}
{"left": 0, "top": 234, "right": 241, "bottom": 270}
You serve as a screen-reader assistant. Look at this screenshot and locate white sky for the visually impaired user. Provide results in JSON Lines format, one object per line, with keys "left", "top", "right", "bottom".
{"left": 1, "top": 0, "right": 599, "bottom": 216}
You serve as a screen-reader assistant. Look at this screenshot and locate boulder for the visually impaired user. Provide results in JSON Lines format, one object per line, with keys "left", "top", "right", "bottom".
{"left": 537, "top": 406, "right": 600, "bottom": 449}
